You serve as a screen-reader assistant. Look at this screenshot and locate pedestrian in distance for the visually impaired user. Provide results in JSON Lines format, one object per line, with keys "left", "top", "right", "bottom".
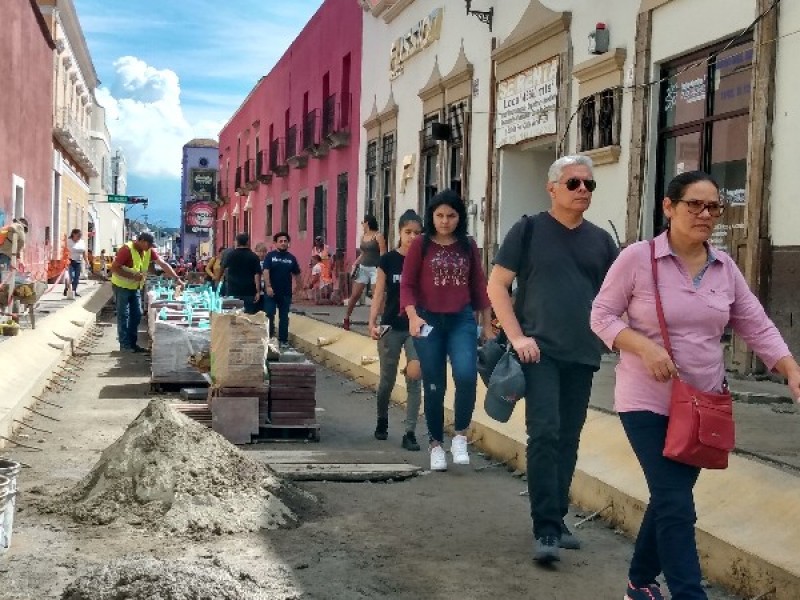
{"left": 368, "top": 209, "right": 424, "bottom": 451}
{"left": 262, "top": 232, "right": 302, "bottom": 348}
{"left": 591, "top": 171, "right": 800, "bottom": 600}
{"left": 110, "top": 232, "right": 183, "bottom": 353}
{"left": 486, "top": 155, "right": 618, "bottom": 564}
{"left": 401, "top": 190, "right": 493, "bottom": 472}
{"left": 343, "top": 215, "right": 385, "bottom": 331}
{"left": 64, "top": 229, "right": 90, "bottom": 298}
{"left": 221, "top": 233, "right": 262, "bottom": 315}
{"left": 205, "top": 246, "right": 226, "bottom": 288}
{"left": 99, "top": 249, "right": 108, "bottom": 279}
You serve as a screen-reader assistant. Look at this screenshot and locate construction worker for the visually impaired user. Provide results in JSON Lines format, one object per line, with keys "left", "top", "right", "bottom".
{"left": 0, "top": 218, "right": 28, "bottom": 273}
{"left": 110, "top": 232, "right": 182, "bottom": 353}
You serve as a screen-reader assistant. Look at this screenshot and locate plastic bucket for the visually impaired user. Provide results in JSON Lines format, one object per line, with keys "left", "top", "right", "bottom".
{"left": 0, "top": 475, "right": 9, "bottom": 550}
{"left": 0, "top": 459, "right": 21, "bottom": 552}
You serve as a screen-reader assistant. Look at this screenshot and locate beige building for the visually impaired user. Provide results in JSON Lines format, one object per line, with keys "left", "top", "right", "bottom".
{"left": 37, "top": 0, "right": 99, "bottom": 260}
{"left": 358, "top": 0, "right": 797, "bottom": 374}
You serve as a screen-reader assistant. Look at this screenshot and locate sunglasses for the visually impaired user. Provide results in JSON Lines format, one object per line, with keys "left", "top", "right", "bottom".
{"left": 681, "top": 200, "right": 725, "bottom": 217}
{"left": 562, "top": 178, "right": 597, "bottom": 192}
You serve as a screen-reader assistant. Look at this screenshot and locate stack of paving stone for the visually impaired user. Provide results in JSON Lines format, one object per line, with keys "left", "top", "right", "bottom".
{"left": 267, "top": 362, "right": 316, "bottom": 427}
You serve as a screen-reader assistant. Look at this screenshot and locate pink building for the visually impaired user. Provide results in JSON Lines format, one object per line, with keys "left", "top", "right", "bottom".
{"left": 216, "top": 0, "right": 362, "bottom": 272}
{"left": 0, "top": 0, "right": 55, "bottom": 276}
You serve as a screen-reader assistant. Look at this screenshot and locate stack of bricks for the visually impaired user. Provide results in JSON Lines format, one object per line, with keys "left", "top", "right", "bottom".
{"left": 267, "top": 362, "right": 317, "bottom": 426}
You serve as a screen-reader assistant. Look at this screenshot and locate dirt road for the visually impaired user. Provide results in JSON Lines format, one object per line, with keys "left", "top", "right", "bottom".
{"left": 0, "top": 310, "right": 738, "bottom": 599}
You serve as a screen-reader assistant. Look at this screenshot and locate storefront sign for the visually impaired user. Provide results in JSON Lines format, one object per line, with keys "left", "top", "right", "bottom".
{"left": 389, "top": 8, "right": 443, "bottom": 80}
{"left": 189, "top": 168, "right": 217, "bottom": 202}
{"left": 495, "top": 57, "right": 559, "bottom": 148}
{"left": 185, "top": 201, "right": 215, "bottom": 235}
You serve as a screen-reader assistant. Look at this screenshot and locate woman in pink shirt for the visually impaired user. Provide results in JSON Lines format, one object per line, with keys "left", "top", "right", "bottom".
{"left": 591, "top": 171, "right": 800, "bottom": 600}
{"left": 401, "top": 190, "right": 493, "bottom": 472}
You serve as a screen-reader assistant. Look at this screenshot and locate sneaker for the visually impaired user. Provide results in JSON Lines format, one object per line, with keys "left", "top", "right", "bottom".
{"left": 374, "top": 418, "right": 388, "bottom": 440}
{"left": 131, "top": 345, "right": 150, "bottom": 354}
{"left": 560, "top": 521, "right": 581, "bottom": 550}
{"left": 533, "top": 536, "right": 561, "bottom": 564}
{"left": 624, "top": 581, "right": 665, "bottom": 600}
{"left": 342, "top": 317, "right": 351, "bottom": 331}
{"left": 401, "top": 431, "right": 420, "bottom": 451}
{"left": 429, "top": 445, "right": 447, "bottom": 471}
{"left": 450, "top": 434, "right": 470, "bottom": 465}
{"left": 279, "top": 342, "right": 290, "bottom": 350}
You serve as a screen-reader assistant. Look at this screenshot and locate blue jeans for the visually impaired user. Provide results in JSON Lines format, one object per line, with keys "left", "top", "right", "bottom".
{"left": 68, "top": 260, "right": 81, "bottom": 293}
{"left": 0, "top": 254, "right": 10, "bottom": 271}
{"left": 264, "top": 293, "right": 292, "bottom": 342}
{"left": 114, "top": 285, "right": 142, "bottom": 349}
{"left": 522, "top": 355, "right": 595, "bottom": 538}
{"left": 620, "top": 411, "right": 706, "bottom": 600}
{"left": 413, "top": 306, "right": 477, "bottom": 443}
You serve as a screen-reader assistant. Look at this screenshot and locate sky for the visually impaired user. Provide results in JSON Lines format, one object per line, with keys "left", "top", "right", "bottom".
{"left": 74, "top": 0, "right": 325, "bottom": 227}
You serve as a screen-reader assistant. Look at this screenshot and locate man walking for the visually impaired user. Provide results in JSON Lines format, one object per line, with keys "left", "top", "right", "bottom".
{"left": 110, "top": 232, "right": 182, "bottom": 353}
{"left": 487, "top": 155, "right": 618, "bottom": 564}
{"left": 221, "top": 233, "right": 262, "bottom": 314}
{"left": 262, "top": 231, "right": 301, "bottom": 348}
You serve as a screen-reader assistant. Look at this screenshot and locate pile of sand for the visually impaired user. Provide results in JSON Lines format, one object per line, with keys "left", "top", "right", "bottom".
{"left": 61, "top": 557, "right": 277, "bottom": 600}
{"left": 44, "top": 399, "right": 314, "bottom": 536}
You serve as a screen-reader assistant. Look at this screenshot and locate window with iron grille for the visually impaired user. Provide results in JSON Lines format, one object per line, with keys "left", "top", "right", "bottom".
{"left": 336, "top": 173, "right": 348, "bottom": 253}
{"left": 303, "top": 110, "right": 317, "bottom": 149}
{"left": 299, "top": 196, "right": 308, "bottom": 232}
{"left": 243, "top": 209, "right": 251, "bottom": 238}
{"left": 281, "top": 198, "right": 289, "bottom": 232}
{"left": 313, "top": 185, "right": 327, "bottom": 241}
{"left": 448, "top": 101, "right": 467, "bottom": 144}
{"left": 286, "top": 125, "right": 298, "bottom": 159}
{"left": 380, "top": 133, "right": 395, "bottom": 242}
{"left": 365, "top": 140, "right": 378, "bottom": 216}
{"left": 420, "top": 114, "right": 440, "bottom": 208}
{"left": 323, "top": 94, "right": 337, "bottom": 137}
{"left": 578, "top": 88, "right": 622, "bottom": 153}
{"left": 266, "top": 204, "right": 273, "bottom": 237}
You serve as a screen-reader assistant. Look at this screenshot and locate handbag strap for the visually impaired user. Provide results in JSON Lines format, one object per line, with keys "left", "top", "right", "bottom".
{"left": 649, "top": 239, "right": 675, "bottom": 361}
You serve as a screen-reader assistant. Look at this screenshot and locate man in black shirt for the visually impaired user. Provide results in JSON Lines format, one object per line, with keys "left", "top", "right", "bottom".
{"left": 487, "top": 155, "right": 618, "bottom": 564}
{"left": 221, "top": 232, "right": 262, "bottom": 314}
{"left": 262, "top": 231, "right": 301, "bottom": 347}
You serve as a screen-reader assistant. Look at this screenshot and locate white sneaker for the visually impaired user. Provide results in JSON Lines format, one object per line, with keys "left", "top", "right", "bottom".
{"left": 429, "top": 445, "right": 447, "bottom": 471}
{"left": 450, "top": 434, "right": 470, "bottom": 465}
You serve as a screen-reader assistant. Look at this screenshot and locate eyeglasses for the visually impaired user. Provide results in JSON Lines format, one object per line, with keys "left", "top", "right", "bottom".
{"left": 562, "top": 178, "right": 597, "bottom": 192}
{"left": 681, "top": 200, "right": 725, "bottom": 217}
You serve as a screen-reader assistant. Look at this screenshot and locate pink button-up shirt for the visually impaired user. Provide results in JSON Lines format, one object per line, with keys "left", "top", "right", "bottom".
{"left": 590, "top": 232, "right": 790, "bottom": 415}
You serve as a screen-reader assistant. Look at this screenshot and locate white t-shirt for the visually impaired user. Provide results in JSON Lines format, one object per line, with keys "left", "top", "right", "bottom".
{"left": 67, "top": 238, "right": 86, "bottom": 262}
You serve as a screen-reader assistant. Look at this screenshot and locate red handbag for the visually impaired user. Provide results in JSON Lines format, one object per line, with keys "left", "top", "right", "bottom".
{"left": 650, "top": 240, "right": 735, "bottom": 469}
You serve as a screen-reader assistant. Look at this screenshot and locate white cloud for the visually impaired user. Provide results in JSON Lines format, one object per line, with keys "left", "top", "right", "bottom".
{"left": 96, "top": 56, "right": 223, "bottom": 179}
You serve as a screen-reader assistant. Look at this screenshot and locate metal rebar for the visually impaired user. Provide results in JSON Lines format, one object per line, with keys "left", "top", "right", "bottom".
{"left": 13, "top": 420, "right": 52, "bottom": 434}
{"left": 21, "top": 406, "right": 60, "bottom": 422}
{"left": 574, "top": 503, "right": 613, "bottom": 528}
{"left": 32, "top": 396, "right": 64, "bottom": 409}
{"left": 0, "top": 435, "right": 42, "bottom": 451}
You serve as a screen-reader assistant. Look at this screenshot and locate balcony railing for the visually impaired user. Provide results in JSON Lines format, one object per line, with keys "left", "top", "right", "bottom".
{"left": 269, "top": 139, "right": 289, "bottom": 177}
{"left": 53, "top": 107, "right": 99, "bottom": 176}
{"left": 286, "top": 125, "right": 298, "bottom": 159}
{"left": 256, "top": 150, "right": 272, "bottom": 184}
{"left": 235, "top": 166, "right": 243, "bottom": 191}
{"left": 244, "top": 158, "right": 255, "bottom": 185}
{"left": 322, "top": 93, "right": 352, "bottom": 148}
{"left": 303, "top": 110, "right": 318, "bottom": 151}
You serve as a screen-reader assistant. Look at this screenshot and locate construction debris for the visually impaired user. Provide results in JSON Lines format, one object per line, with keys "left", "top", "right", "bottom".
{"left": 41, "top": 399, "right": 315, "bottom": 537}
{"left": 61, "top": 556, "right": 275, "bottom": 600}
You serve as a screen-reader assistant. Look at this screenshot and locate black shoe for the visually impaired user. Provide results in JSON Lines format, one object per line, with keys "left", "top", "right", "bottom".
{"left": 560, "top": 521, "right": 581, "bottom": 550}
{"left": 63, "top": 288, "right": 67, "bottom": 297}
{"left": 533, "top": 536, "right": 561, "bottom": 564}
{"left": 401, "top": 432, "right": 420, "bottom": 451}
{"left": 374, "top": 418, "right": 388, "bottom": 440}
{"left": 132, "top": 345, "right": 150, "bottom": 354}
{"left": 74, "top": 292, "right": 81, "bottom": 297}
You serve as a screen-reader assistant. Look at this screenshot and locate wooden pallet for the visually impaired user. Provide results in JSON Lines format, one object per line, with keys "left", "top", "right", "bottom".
{"left": 151, "top": 379, "right": 210, "bottom": 394}
{"left": 253, "top": 423, "right": 320, "bottom": 443}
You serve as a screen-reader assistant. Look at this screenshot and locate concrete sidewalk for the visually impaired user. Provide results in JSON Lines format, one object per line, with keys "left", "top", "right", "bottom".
{"left": 289, "top": 302, "right": 800, "bottom": 600}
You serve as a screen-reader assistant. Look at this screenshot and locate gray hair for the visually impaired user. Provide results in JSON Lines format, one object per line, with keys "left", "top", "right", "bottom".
{"left": 548, "top": 155, "right": 594, "bottom": 183}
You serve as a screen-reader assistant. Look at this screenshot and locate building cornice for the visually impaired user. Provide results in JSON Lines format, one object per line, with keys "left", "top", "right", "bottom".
{"left": 383, "top": 0, "right": 415, "bottom": 24}
{"left": 573, "top": 48, "right": 627, "bottom": 84}
{"left": 492, "top": 13, "right": 571, "bottom": 65}
{"left": 370, "top": 0, "right": 395, "bottom": 17}
{"left": 418, "top": 59, "right": 443, "bottom": 101}
{"left": 441, "top": 45, "right": 473, "bottom": 91}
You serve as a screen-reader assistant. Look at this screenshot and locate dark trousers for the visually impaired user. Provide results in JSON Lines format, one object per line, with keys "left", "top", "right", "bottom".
{"left": 523, "top": 355, "right": 594, "bottom": 538}
{"left": 233, "top": 294, "right": 259, "bottom": 315}
{"left": 264, "top": 293, "right": 292, "bottom": 342}
{"left": 620, "top": 411, "right": 706, "bottom": 600}
{"left": 413, "top": 306, "right": 477, "bottom": 443}
{"left": 113, "top": 285, "right": 142, "bottom": 349}
{"left": 68, "top": 260, "right": 81, "bottom": 292}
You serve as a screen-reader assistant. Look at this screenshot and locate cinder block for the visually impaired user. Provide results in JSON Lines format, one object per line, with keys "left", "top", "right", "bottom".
{"left": 211, "top": 395, "right": 259, "bottom": 444}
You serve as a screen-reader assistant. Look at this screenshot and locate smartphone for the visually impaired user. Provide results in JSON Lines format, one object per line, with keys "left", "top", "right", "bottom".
{"left": 378, "top": 325, "right": 392, "bottom": 338}
{"left": 419, "top": 324, "right": 433, "bottom": 337}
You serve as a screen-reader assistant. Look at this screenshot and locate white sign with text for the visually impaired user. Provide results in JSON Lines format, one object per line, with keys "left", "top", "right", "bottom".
{"left": 496, "top": 57, "right": 559, "bottom": 148}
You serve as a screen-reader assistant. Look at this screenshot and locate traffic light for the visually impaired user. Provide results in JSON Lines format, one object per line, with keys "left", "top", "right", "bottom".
{"left": 128, "top": 196, "right": 148, "bottom": 206}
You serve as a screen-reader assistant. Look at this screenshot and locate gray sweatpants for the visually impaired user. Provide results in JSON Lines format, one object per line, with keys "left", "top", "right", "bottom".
{"left": 377, "top": 328, "right": 422, "bottom": 433}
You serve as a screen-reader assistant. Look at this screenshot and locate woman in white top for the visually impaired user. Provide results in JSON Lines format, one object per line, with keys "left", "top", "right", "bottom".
{"left": 65, "top": 229, "right": 89, "bottom": 297}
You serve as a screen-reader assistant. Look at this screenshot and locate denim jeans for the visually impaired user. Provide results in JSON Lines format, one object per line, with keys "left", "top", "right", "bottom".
{"left": 412, "top": 306, "right": 477, "bottom": 443}
{"left": 377, "top": 328, "right": 422, "bottom": 433}
{"left": 68, "top": 260, "right": 81, "bottom": 293}
{"left": 620, "top": 411, "right": 706, "bottom": 600}
{"left": 0, "top": 254, "right": 10, "bottom": 271}
{"left": 522, "top": 354, "right": 595, "bottom": 538}
{"left": 114, "top": 285, "right": 142, "bottom": 349}
{"left": 264, "top": 293, "right": 292, "bottom": 342}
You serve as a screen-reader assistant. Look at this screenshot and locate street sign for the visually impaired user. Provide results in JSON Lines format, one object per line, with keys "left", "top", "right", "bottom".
{"left": 107, "top": 194, "right": 128, "bottom": 203}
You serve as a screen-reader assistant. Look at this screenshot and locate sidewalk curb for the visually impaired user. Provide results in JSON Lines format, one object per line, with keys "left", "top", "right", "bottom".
{"left": 0, "top": 283, "right": 113, "bottom": 448}
{"left": 290, "top": 315, "right": 800, "bottom": 600}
